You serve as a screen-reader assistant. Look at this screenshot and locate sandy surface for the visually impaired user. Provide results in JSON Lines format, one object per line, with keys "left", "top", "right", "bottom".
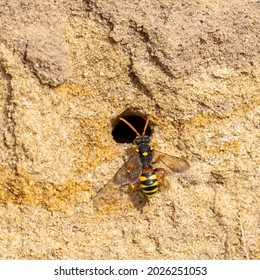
{"left": 0, "top": 0, "right": 259, "bottom": 259}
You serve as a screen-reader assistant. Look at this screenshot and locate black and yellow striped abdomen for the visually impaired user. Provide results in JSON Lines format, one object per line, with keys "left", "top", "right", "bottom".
{"left": 139, "top": 168, "right": 158, "bottom": 199}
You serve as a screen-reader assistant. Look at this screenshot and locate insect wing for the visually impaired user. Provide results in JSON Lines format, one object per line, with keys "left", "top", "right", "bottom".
{"left": 114, "top": 153, "right": 143, "bottom": 186}
{"left": 153, "top": 150, "right": 190, "bottom": 173}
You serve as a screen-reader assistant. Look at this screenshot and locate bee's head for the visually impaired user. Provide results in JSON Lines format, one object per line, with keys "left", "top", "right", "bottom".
{"left": 134, "top": 135, "right": 151, "bottom": 147}
{"left": 134, "top": 136, "right": 153, "bottom": 160}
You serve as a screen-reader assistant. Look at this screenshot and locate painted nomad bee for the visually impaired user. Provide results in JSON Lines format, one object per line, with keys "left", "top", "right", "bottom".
{"left": 114, "top": 115, "right": 190, "bottom": 199}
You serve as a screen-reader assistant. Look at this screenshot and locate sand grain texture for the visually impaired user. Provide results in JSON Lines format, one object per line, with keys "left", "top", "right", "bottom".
{"left": 0, "top": 0, "right": 259, "bottom": 259}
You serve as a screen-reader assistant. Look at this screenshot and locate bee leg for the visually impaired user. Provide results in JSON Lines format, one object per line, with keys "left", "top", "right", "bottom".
{"left": 154, "top": 168, "right": 168, "bottom": 188}
{"left": 128, "top": 184, "right": 135, "bottom": 195}
{"left": 131, "top": 145, "right": 136, "bottom": 155}
{"left": 146, "top": 198, "right": 152, "bottom": 205}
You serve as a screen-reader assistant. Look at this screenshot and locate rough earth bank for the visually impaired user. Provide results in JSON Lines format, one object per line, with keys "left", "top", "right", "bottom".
{"left": 0, "top": 0, "right": 259, "bottom": 259}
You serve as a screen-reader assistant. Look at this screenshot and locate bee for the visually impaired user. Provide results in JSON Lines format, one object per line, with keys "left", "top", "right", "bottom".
{"left": 114, "top": 115, "right": 190, "bottom": 199}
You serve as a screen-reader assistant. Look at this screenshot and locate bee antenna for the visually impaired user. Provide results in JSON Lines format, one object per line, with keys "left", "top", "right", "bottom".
{"left": 142, "top": 115, "right": 151, "bottom": 136}
{"left": 119, "top": 117, "right": 140, "bottom": 136}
